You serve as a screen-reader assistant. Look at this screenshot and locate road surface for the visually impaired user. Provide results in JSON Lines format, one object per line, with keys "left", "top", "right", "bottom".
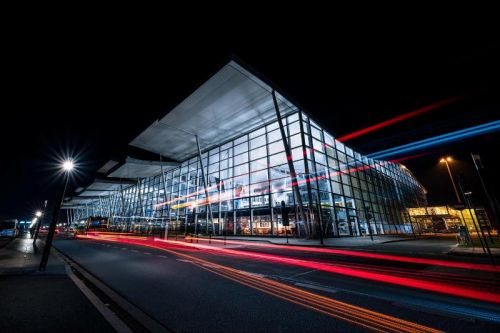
{"left": 53, "top": 235, "right": 500, "bottom": 332}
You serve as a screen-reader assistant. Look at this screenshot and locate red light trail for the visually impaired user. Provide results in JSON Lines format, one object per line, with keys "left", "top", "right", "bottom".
{"left": 337, "top": 95, "right": 466, "bottom": 142}
{"left": 80, "top": 233, "right": 500, "bottom": 304}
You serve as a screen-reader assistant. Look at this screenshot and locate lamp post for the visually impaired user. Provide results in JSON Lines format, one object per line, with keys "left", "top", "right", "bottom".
{"left": 440, "top": 157, "right": 462, "bottom": 204}
{"left": 39, "top": 160, "right": 74, "bottom": 271}
{"left": 32, "top": 201, "right": 47, "bottom": 242}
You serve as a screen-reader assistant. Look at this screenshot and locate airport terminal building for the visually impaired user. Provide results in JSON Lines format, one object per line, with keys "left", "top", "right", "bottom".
{"left": 63, "top": 60, "right": 427, "bottom": 238}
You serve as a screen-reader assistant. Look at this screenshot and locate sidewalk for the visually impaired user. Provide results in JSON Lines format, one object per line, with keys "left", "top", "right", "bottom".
{"left": 0, "top": 235, "right": 114, "bottom": 332}
{"left": 194, "top": 234, "right": 414, "bottom": 247}
{"left": 448, "top": 245, "right": 500, "bottom": 257}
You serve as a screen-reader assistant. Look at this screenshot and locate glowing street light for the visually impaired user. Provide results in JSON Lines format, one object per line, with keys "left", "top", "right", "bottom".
{"left": 62, "top": 160, "right": 74, "bottom": 172}
{"left": 35, "top": 211, "right": 42, "bottom": 217}
{"left": 440, "top": 156, "right": 462, "bottom": 204}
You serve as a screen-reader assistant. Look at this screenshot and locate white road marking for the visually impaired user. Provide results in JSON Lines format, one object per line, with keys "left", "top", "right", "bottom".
{"left": 65, "top": 265, "right": 133, "bottom": 333}
{"left": 177, "top": 259, "right": 192, "bottom": 263}
{"left": 294, "top": 282, "right": 338, "bottom": 294}
{"left": 288, "top": 269, "right": 317, "bottom": 279}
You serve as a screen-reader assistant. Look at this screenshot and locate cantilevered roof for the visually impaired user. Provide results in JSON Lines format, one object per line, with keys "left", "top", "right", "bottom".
{"left": 73, "top": 178, "right": 135, "bottom": 197}
{"left": 97, "top": 160, "right": 119, "bottom": 174}
{"left": 130, "top": 60, "right": 298, "bottom": 161}
{"left": 108, "top": 157, "right": 178, "bottom": 179}
{"left": 62, "top": 197, "right": 98, "bottom": 207}
{"left": 77, "top": 190, "right": 113, "bottom": 197}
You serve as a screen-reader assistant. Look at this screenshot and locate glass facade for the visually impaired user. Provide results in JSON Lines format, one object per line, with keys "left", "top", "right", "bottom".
{"left": 73, "top": 109, "right": 427, "bottom": 238}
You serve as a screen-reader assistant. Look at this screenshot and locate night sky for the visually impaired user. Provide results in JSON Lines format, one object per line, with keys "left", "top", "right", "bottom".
{"left": 1, "top": 26, "right": 498, "bottom": 220}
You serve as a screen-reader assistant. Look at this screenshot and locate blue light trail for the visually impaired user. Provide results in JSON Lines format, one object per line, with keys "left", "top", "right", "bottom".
{"left": 367, "top": 120, "right": 500, "bottom": 160}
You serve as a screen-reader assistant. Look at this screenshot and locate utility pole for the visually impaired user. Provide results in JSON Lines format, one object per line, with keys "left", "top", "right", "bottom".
{"left": 471, "top": 153, "right": 498, "bottom": 242}
{"left": 39, "top": 169, "right": 70, "bottom": 271}
{"left": 458, "top": 174, "right": 495, "bottom": 265}
{"left": 33, "top": 200, "right": 48, "bottom": 244}
{"left": 440, "top": 157, "right": 462, "bottom": 204}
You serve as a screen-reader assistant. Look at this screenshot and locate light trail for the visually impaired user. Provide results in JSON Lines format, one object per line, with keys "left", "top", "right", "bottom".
{"left": 180, "top": 236, "right": 500, "bottom": 273}
{"left": 337, "top": 95, "right": 466, "bottom": 142}
{"left": 170, "top": 249, "right": 442, "bottom": 333}
{"left": 368, "top": 120, "right": 500, "bottom": 160}
{"left": 79, "top": 233, "right": 500, "bottom": 303}
{"left": 79, "top": 233, "right": 441, "bottom": 333}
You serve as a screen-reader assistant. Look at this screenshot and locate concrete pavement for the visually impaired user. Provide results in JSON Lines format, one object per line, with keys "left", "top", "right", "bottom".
{"left": 0, "top": 234, "right": 114, "bottom": 332}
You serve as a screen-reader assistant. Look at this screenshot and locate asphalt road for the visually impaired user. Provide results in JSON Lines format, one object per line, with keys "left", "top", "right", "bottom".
{"left": 53, "top": 237, "right": 500, "bottom": 332}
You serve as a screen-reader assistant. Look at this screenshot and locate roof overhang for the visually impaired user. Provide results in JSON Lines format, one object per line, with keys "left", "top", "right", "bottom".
{"left": 130, "top": 60, "right": 297, "bottom": 162}
{"left": 107, "top": 157, "right": 178, "bottom": 179}
{"left": 97, "top": 160, "right": 120, "bottom": 174}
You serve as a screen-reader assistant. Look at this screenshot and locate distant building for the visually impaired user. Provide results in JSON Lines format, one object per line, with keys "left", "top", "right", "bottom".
{"left": 408, "top": 206, "right": 492, "bottom": 233}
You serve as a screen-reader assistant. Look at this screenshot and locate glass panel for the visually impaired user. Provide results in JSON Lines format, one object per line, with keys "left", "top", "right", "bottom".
{"left": 234, "top": 135, "right": 248, "bottom": 145}
{"left": 287, "top": 113, "right": 299, "bottom": 123}
{"left": 272, "top": 191, "right": 294, "bottom": 206}
{"left": 268, "top": 141, "right": 285, "bottom": 155}
{"left": 270, "top": 165, "right": 289, "bottom": 181}
{"left": 250, "top": 146, "right": 267, "bottom": 160}
{"left": 250, "top": 169, "right": 268, "bottom": 183}
{"left": 234, "top": 142, "right": 248, "bottom": 155}
{"left": 269, "top": 152, "right": 287, "bottom": 166}
{"left": 288, "top": 121, "right": 300, "bottom": 135}
{"left": 249, "top": 127, "right": 266, "bottom": 138}
{"left": 314, "top": 151, "right": 327, "bottom": 165}
{"left": 220, "top": 148, "right": 233, "bottom": 159}
{"left": 291, "top": 147, "right": 304, "bottom": 161}
{"left": 220, "top": 168, "right": 233, "bottom": 180}
{"left": 234, "top": 152, "right": 249, "bottom": 165}
{"left": 267, "top": 129, "right": 281, "bottom": 143}
{"left": 270, "top": 178, "right": 291, "bottom": 193}
{"left": 219, "top": 158, "right": 232, "bottom": 170}
{"left": 266, "top": 122, "right": 279, "bottom": 131}
{"left": 311, "top": 126, "right": 322, "bottom": 140}
{"left": 290, "top": 133, "right": 302, "bottom": 148}
{"left": 208, "top": 163, "right": 219, "bottom": 174}
{"left": 251, "top": 157, "right": 268, "bottom": 171}
{"left": 251, "top": 195, "right": 269, "bottom": 208}
{"left": 313, "top": 138, "right": 324, "bottom": 152}
{"left": 250, "top": 182, "right": 269, "bottom": 196}
{"left": 209, "top": 152, "right": 220, "bottom": 164}
{"left": 250, "top": 135, "right": 266, "bottom": 149}
{"left": 234, "top": 163, "right": 249, "bottom": 177}
{"left": 324, "top": 132, "right": 334, "bottom": 147}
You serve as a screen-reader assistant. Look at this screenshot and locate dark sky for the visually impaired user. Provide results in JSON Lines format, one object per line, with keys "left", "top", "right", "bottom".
{"left": 1, "top": 25, "right": 499, "bottom": 220}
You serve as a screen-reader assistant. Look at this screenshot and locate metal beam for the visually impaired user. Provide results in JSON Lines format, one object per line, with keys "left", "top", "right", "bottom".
{"left": 196, "top": 135, "right": 214, "bottom": 234}
{"left": 272, "top": 90, "right": 309, "bottom": 238}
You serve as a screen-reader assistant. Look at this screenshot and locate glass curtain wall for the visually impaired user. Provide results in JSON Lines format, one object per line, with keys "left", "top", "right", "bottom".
{"left": 85, "top": 110, "right": 426, "bottom": 238}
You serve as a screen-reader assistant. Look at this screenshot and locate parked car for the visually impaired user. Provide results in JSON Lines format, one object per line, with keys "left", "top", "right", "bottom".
{"left": 0, "top": 219, "right": 19, "bottom": 238}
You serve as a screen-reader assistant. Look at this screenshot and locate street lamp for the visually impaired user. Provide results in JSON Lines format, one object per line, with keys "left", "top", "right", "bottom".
{"left": 39, "top": 159, "right": 75, "bottom": 271}
{"left": 62, "top": 160, "right": 74, "bottom": 172}
{"left": 35, "top": 211, "right": 42, "bottom": 217}
{"left": 440, "top": 156, "right": 462, "bottom": 204}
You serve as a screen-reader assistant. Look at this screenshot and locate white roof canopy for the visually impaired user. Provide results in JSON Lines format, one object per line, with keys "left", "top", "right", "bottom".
{"left": 97, "top": 160, "right": 119, "bottom": 174}
{"left": 130, "top": 60, "right": 297, "bottom": 161}
{"left": 108, "top": 157, "right": 178, "bottom": 179}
